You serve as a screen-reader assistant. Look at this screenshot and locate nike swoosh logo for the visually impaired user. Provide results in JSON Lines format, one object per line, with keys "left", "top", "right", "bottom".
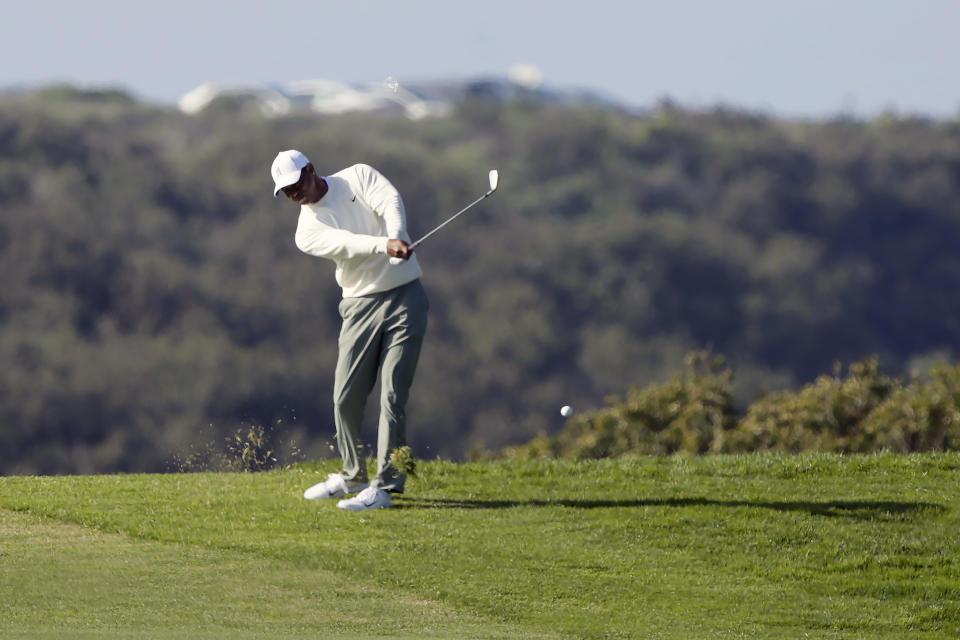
{"left": 351, "top": 195, "right": 356, "bottom": 202}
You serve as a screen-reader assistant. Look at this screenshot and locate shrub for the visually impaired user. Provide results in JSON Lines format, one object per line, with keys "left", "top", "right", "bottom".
{"left": 507, "top": 351, "right": 736, "bottom": 459}
{"left": 724, "top": 357, "right": 896, "bottom": 453}
{"left": 506, "top": 354, "right": 960, "bottom": 458}
{"left": 854, "top": 363, "right": 960, "bottom": 452}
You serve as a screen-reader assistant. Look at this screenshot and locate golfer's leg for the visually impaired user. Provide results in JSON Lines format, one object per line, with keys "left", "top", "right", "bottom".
{"left": 373, "top": 280, "right": 429, "bottom": 493}
{"left": 374, "top": 336, "right": 424, "bottom": 493}
{"left": 333, "top": 299, "right": 382, "bottom": 484}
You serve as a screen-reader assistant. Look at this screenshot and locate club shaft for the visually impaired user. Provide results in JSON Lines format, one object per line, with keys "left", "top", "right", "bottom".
{"left": 409, "top": 190, "right": 492, "bottom": 249}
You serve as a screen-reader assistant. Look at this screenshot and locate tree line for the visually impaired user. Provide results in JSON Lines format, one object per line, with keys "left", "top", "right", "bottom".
{"left": 1, "top": 86, "right": 959, "bottom": 473}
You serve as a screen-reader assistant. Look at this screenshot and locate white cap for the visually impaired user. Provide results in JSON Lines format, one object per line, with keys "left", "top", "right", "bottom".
{"left": 270, "top": 150, "right": 310, "bottom": 196}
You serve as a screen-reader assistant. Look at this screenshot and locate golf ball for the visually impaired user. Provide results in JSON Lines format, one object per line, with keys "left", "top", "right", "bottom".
{"left": 560, "top": 405, "right": 573, "bottom": 417}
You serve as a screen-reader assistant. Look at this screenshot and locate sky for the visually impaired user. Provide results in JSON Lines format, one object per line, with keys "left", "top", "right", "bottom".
{"left": 3, "top": 0, "right": 959, "bottom": 119}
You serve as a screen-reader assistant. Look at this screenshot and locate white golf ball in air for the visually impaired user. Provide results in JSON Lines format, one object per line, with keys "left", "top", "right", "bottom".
{"left": 560, "top": 405, "right": 573, "bottom": 417}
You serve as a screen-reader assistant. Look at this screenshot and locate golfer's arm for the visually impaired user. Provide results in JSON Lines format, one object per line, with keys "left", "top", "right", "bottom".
{"left": 354, "top": 164, "right": 408, "bottom": 240}
{"left": 295, "top": 221, "right": 388, "bottom": 259}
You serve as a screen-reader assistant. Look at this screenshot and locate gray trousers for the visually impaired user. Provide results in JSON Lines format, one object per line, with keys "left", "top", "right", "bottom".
{"left": 333, "top": 279, "right": 428, "bottom": 493}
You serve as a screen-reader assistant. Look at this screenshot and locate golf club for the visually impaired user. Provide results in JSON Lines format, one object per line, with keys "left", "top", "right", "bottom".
{"left": 390, "top": 169, "right": 499, "bottom": 264}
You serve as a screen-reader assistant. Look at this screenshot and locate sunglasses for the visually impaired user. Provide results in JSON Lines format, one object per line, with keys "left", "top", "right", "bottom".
{"left": 282, "top": 178, "right": 305, "bottom": 199}
{"left": 281, "top": 166, "right": 311, "bottom": 199}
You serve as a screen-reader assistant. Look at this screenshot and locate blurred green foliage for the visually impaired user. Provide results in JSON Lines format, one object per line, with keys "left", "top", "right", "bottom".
{"left": 2, "top": 86, "right": 960, "bottom": 473}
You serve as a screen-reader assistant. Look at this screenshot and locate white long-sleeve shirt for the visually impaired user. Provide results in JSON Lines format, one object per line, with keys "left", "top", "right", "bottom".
{"left": 294, "top": 164, "right": 423, "bottom": 297}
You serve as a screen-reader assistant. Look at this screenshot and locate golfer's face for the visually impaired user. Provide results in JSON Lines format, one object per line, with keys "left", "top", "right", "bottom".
{"left": 282, "top": 170, "right": 309, "bottom": 203}
{"left": 282, "top": 167, "right": 322, "bottom": 204}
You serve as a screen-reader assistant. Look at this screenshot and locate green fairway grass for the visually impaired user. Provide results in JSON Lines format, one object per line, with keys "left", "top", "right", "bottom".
{"left": 1, "top": 454, "right": 959, "bottom": 639}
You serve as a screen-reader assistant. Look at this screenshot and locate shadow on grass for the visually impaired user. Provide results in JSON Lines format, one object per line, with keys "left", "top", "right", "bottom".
{"left": 393, "top": 496, "right": 945, "bottom": 519}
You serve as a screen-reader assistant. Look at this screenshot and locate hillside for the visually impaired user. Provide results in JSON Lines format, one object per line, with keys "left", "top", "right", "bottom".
{"left": 2, "top": 86, "right": 960, "bottom": 473}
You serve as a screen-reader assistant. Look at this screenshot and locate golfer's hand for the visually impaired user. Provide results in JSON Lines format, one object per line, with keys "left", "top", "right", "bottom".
{"left": 387, "top": 239, "right": 412, "bottom": 260}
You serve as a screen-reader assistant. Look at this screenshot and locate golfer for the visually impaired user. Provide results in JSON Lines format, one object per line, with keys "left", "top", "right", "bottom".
{"left": 271, "top": 150, "right": 428, "bottom": 511}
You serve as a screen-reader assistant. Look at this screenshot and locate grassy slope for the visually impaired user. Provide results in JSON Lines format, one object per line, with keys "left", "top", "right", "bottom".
{"left": 1, "top": 454, "right": 959, "bottom": 639}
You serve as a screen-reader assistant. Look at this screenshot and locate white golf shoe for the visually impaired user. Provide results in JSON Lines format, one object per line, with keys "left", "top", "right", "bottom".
{"left": 337, "top": 487, "right": 392, "bottom": 511}
{"left": 303, "top": 473, "right": 366, "bottom": 500}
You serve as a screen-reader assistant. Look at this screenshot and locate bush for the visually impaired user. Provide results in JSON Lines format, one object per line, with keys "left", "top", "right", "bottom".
{"left": 854, "top": 364, "right": 960, "bottom": 452}
{"left": 507, "top": 351, "right": 736, "bottom": 459}
{"left": 723, "top": 357, "right": 896, "bottom": 453}
{"left": 506, "top": 354, "right": 960, "bottom": 458}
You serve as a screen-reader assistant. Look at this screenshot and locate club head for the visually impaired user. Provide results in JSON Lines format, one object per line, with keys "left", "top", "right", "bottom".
{"left": 488, "top": 169, "right": 499, "bottom": 193}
